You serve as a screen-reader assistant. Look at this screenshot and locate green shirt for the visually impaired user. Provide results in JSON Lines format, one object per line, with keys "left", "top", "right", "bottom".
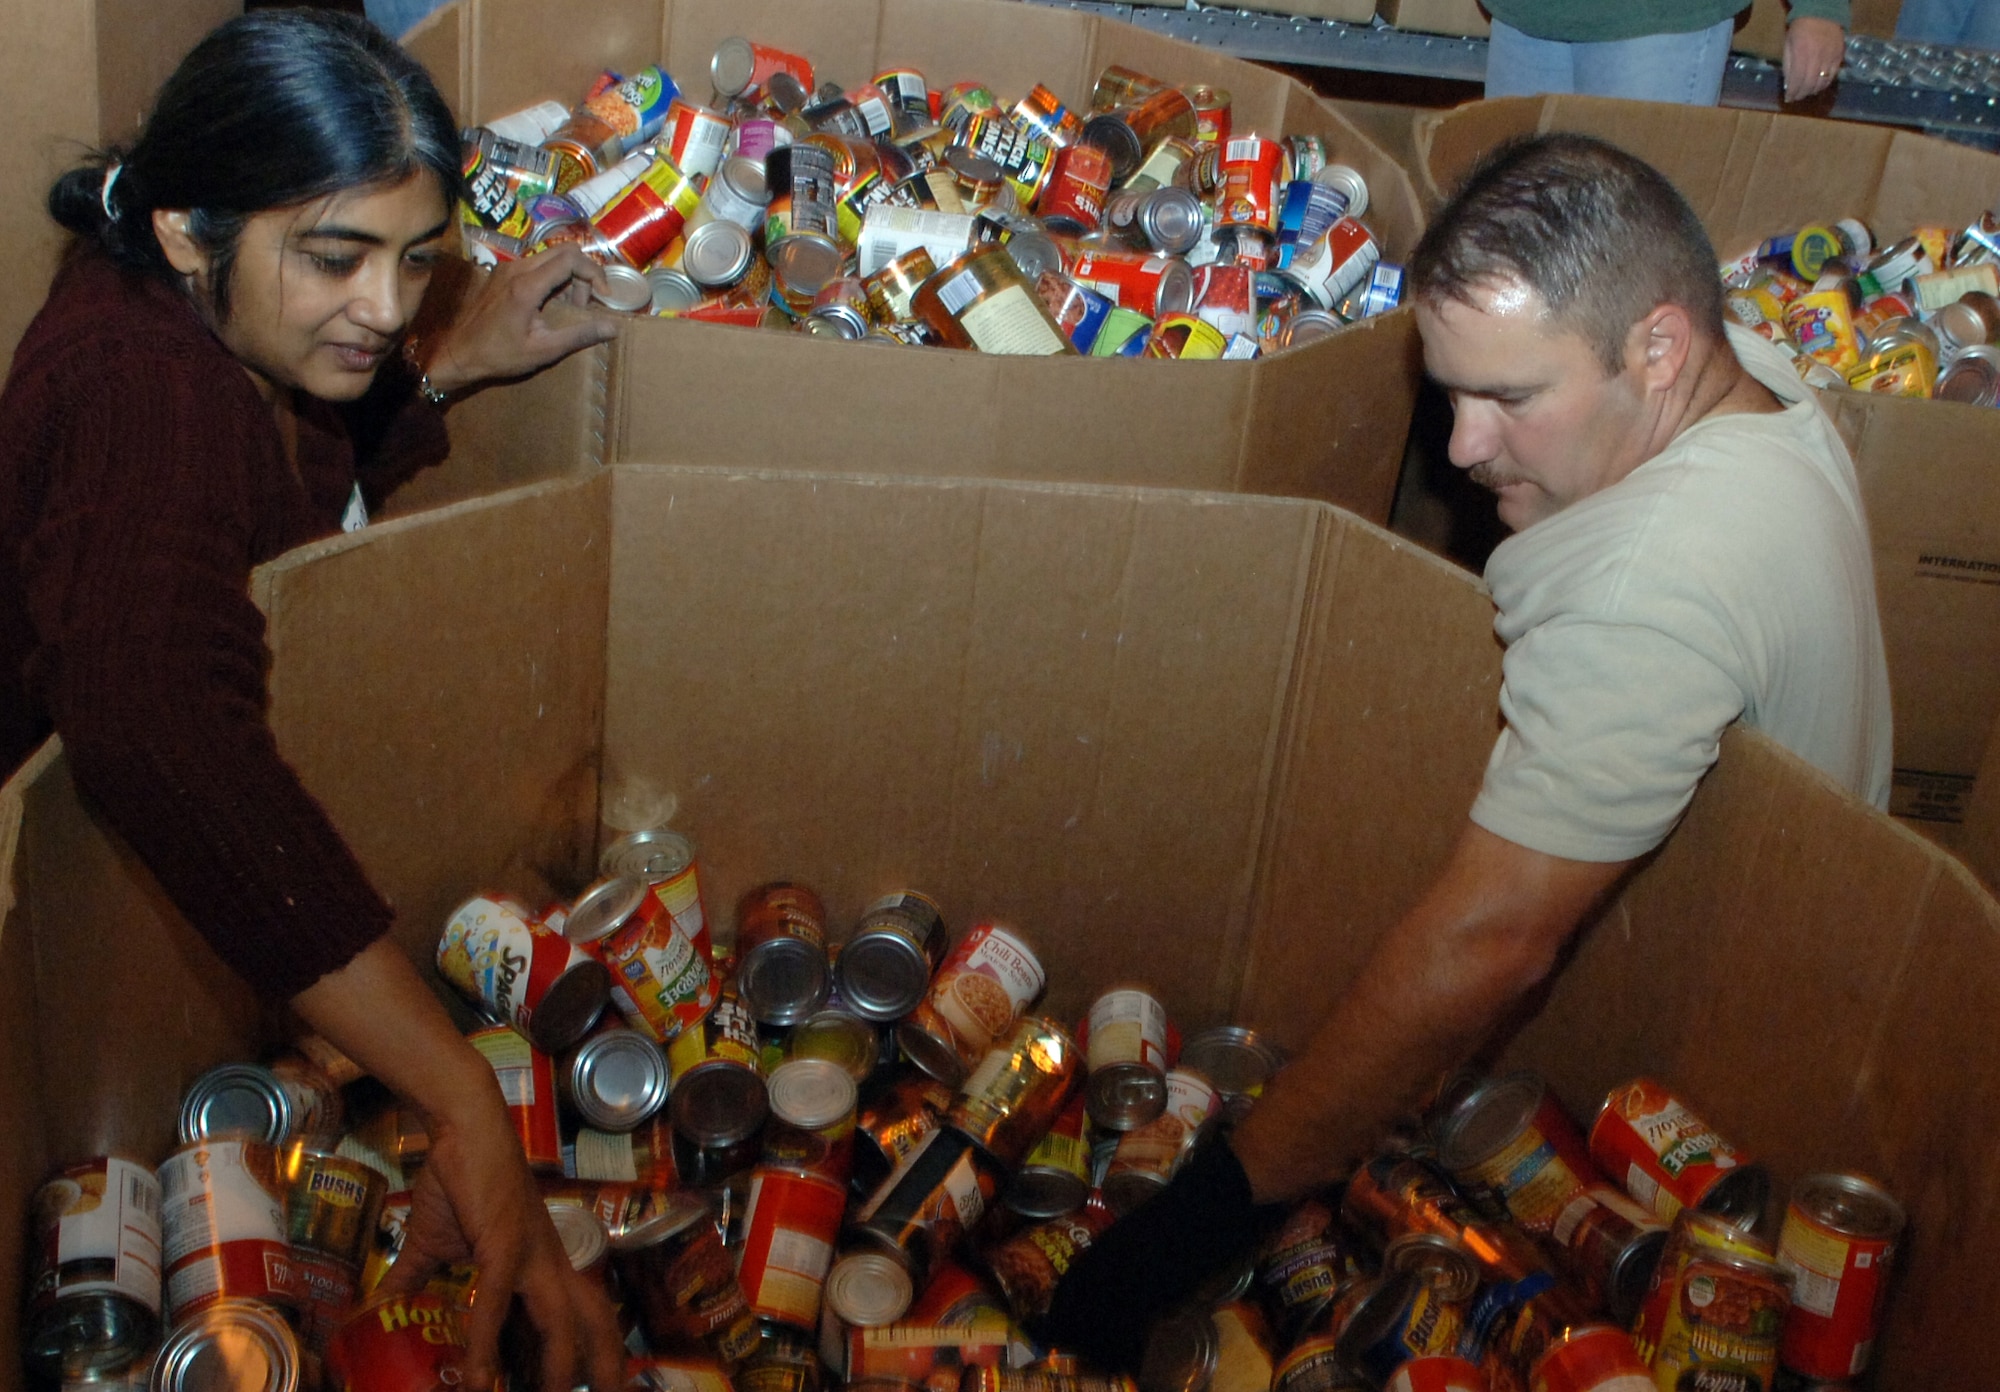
{"left": 1483, "top": 0, "right": 1850, "bottom": 43}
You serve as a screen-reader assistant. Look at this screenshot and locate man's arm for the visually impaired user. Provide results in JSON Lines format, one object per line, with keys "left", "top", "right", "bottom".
{"left": 1232, "top": 820, "right": 1634, "bottom": 1202}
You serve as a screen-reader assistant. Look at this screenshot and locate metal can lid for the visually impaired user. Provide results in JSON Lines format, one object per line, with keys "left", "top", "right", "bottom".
{"left": 896, "top": 1010, "right": 971, "bottom": 1086}
{"left": 683, "top": 220, "right": 756, "bottom": 288}
{"left": 1696, "top": 1162, "right": 1772, "bottom": 1230}
{"left": 600, "top": 828, "right": 696, "bottom": 883}
{"left": 1432, "top": 1070, "right": 1546, "bottom": 1174}
{"left": 944, "top": 146, "right": 1005, "bottom": 188}
{"left": 607, "top": 1193, "right": 715, "bottom": 1251}
{"left": 1939, "top": 351, "right": 2000, "bottom": 404}
{"left": 789, "top": 1009, "right": 881, "bottom": 1080}
{"left": 1003, "top": 229, "right": 1065, "bottom": 284}
{"left": 1004, "top": 1166, "right": 1091, "bottom": 1220}
{"left": 1087, "top": 1063, "right": 1168, "bottom": 1133}
{"left": 1791, "top": 1171, "right": 1906, "bottom": 1241}
{"left": 594, "top": 262, "right": 654, "bottom": 314}
{"left": 836, "top": 927, "right": 935, "bottom": 1022}
{"left": 524, "top": 956, "right": 613, "bottom": 1055}
{"left": 1606, "top": 1224, "right": 1669, "bottom": 1325}
{"left": 740, "top": 936, "right": 831, "bottom": 1026}
{"left": 1139, "top": 188, "right": 1205, "bottom": 256}
{"left": 153, "top": 1299, "right": 300, "bottom": 1392}
{"left": 1101, "top": 1168, "right": 1168, "bottom": 1218}
{"left": 564, "top": 875, "right": 649, "bottom": 946}
{"left": 1310, "top": 164, "right": 1369, "bottom": 221}
{"left": 769, "top": 234, "right": 846, "bottom": 299}
{"left": 568, "top": 1029, "right": 671, "bottom": 1132}
{"left": 27, "top": 1291, "right": 158, "bottom": 1383}
{"left": 824, "top": 1250, "right": 915, "bottom": 1326}
{"left": 1380, "top": 1231, "right": 1480, "bottom": 1303}
{"left": 647, "top": 268, "right": 704, "bottom": 316}
{"left": 805, "top": 306, "right": 869, "bottom": 339}
{"left": 1155, "top": 259, "right": 1195, "bottom": 316}
{"left": 767, "top": 1056, "right": 859, "bottom": 1130}
{"left": 1176, "top": 1026, "right": 1283, "bottom": 1102}
{"left": 179, "top": 1064, "right": 294, "bottom": 1147}
{"left": 1930, "top": 299, "right": 1988, "bottom": 352}
{"left": 710, "top": 37, "right": 755, "bottom": 101}
{"left": 1079, "top": 113, "right": 1143, "bottom": 182}
{"left": 670, "top": 1059, "right": 771, "bottom": 1145}
{"left": 1138, "top": 1310, "right": 1218, "bottom": 1392}
{"left": 718, "top": 154, "right": 775, "bottom": 206}
{"left": 545, "top": 1200, "right": 610, "bottom": 1273}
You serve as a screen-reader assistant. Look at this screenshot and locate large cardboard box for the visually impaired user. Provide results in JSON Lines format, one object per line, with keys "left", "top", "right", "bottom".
{"left": 394, "top": 0, "right": 1432, "bottom": 521}
{"left": 1378, "top": 0, "right": 1491, "bottom": 37}
{"left": 1413, "top": 94, "right": 2000, "bottom": 834}
{"left": 2, "top": 452, "right": 1998, "bottom": 1386}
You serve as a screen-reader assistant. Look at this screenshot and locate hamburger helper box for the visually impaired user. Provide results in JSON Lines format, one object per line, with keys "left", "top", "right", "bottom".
{"left": 2, "top": 453, "right": 1999, "bottom": 1387}
{"left": 1412, "top": 93, "right": 2000, "bottom": 848}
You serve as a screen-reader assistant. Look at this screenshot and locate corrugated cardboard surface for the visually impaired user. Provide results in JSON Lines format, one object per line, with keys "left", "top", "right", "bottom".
{"left": 1379, "top": 0, "right": 1491, "bottom": 38}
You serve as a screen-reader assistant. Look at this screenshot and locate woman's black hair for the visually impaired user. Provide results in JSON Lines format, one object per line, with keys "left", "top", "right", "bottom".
{"left": 47, "top": 9, "right": 461, "bottom": 318}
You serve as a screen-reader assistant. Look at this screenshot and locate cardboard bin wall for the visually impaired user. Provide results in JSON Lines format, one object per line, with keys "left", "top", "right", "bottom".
{"left": 3, "top": 461, "right": 2000, "bottom": 1387}
{"left": 402, "top": 0, "right": 1428, "bottom": 523}
{"left": 1415, "top": 93, "right": 2000, "bottom": 836}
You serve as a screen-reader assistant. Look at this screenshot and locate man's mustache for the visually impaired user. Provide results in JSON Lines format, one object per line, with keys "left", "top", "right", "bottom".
{"left": 1469, "top": 463, "right": 1527, "bottom": 491}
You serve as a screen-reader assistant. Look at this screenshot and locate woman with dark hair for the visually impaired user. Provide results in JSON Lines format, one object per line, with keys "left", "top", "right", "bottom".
{"left": 2, "top": 9, "right": 623, "bottom": 1388}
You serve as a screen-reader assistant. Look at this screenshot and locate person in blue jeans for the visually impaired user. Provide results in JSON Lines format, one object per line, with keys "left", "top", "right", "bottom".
{"left": 1896, "top": 0, "right": 2000, "bottom": 48}
{"left": 1484, "top": 0, "right": 1850, "bottom": 106}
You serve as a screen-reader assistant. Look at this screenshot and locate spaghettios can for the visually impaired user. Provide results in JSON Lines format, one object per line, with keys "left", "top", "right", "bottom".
{"left": 1006, "top": 1088, "right": 1092, "bottom": 1219}
{"left": 1102, "top": 1068, "right": 1218, "bottom": 1215}
{"left": 469, "top": 1024, "right": 564, "bottom": 1172}
{"left": 1528, "top": 1324, "right": 1651, "bottom": 1392}
{"left": 662, "top": 98, "right": 733, "bottom": 179}
{"left": 1385, "top": 1355, "right": 1487, "bottom": 1392}
{"left": 739, "top": 1167, "right": 849, "bottom": 1329}
{"left": 835, "top": 890, "right": 949, "bottom": 1022}
{"left": 948, "top": 1016, "right": 1082, "bottom": 1170}
{"left": 738, "top": 882, "right": 832, "bottom": 1026}
{"left": 1774, "top": 1173, "right": 1903, "bottom": 1382}
{"left": 897, "top": 921, "right": 1048, "bottom": 1084}
{"left": 1066, "top": 246, "right": 1194, "bottom": 319}
{"left": 854, "top": 1069, "right": 956, "bottom": 1194}
{"left": 326, "top": 1291, "right": 469, "bottom": 1390}
{"left": 591, "top": 153, "right": 703, "bottom": 269}
{"left": 281, "top": 1144, "right": 385, "bottom": 1267}
{"left": 1081, "top": 987, "right": 1171, "bottom": 1131}
{"left": 712, "top": 36, "right": 815, "bottom": 104}
{"left": 24, "top": 1157, "right": 162, "bottom": 1384}
{"left": 1218, "top": 136, "right": 1284, "bottom": 230}
{"left": 1589, "top": 1079, "right": 1769, "bottom": 1229}
{"left": 1651, "top": 1247, "right": 1791, "bottom": 1392}
{"left": 668, "top": 981, "right": 769, "bottom": 1147}
{"left": 437, "top": 894, "right": 610, "bottom": 1054}
{"left": 159, "top": 1138, "right": 298, "bottom": 1321}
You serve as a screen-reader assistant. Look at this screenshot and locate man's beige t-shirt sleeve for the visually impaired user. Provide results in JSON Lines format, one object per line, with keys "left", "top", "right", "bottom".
{"left": 1469, "top": 613, "right": 1748, "bottom": 863}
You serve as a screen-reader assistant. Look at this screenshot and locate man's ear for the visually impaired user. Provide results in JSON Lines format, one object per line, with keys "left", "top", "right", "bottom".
{"left": 151, "top": 209, "right": 206, "bottom": 278}
{"left": 1629, "top": 302, "right": 1694, "bottom": 393}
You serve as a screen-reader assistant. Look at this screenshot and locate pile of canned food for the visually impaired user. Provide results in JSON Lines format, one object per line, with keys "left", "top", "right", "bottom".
{"left": 457, "top": 41, "right": 1401, "bottom": 357}
{"left": 24, "top": 824, "right": 1904, "bottom": 1392}
{"left": 1723, "top": 213, "right": 2000, "bottom": 404}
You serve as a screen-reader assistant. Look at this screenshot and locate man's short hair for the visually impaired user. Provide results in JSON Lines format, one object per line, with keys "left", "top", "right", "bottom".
{"left": 1408, "top": 133, "right": 1727, "bottom": 374}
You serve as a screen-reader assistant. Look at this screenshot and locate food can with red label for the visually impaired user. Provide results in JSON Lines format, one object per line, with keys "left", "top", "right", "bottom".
{"left": 850, "top": 1125, "right": 1003, "bottom": 1287}
{"left": 1385, "top": 1354, "right": 1488, "bottom": 1392}
{"left": 438, "top": 894, "right": 610, "bottom": 1054}
{"left": 661, "top": 98, "right": 733, "bottom": 179}
{"left": 1039, "top": 144, "right": 1112, "bottom": 236}
{"left": 738, "top": 882, "right": 833, "bottom": 1026}
{"left": 1633, "top": 1208, "right": 1776, "bottom": 1365}
{"left": 1589, "top": 1079, "right": 1769, "bottom": 1229}
{"left": 764, "top": 1056, "right": 859, "bottom": 1184}
{"left": 601, "top": 828, "right": 718, "bottom": 963}
{"left": 571, "top": 873, "right": 717, "bottom": 1045}
{"left": 325, "top": 1290, "right": 469, "bottom": 1391}
{"left": 668, "top": 980, "right": 769, "bottom": 1147}
{"left": 1652, "top": 1247, "right": 1791, "bottom": 1392}
{"left": 1080, "top": 986, "right": 1172, "bottom": 1131}
{"left": 711, "top": 36, "right": 815, "bottom": 104}
{"left": 1066, "top": 246, "right": 1195, "bottom": 320}
{"left": 983, "top": 1202, "right": 1113, "bottom": 1323}
{"left": 1006, "top": 1088, "right": 1092, "bottom": 1219}
{"left": 948, "top": 1016, "right": 1082, "bottom": 1169}
{"left": 24, "top": 1157, "right": 162, "bottom": 1384}
{"left": 834, "top": 890, "right": 949, "bottom": 1022}
{"left": 1192, "top": 263, "right": 1257, "bottom": 342}
{"left": 1218, "top": 136, "right": 1284, "bottom": 230}
{"left": 156, "top": 1298, "right": 302, "bottom": 1392}
{"left": 738, "top": 1167, "right": 849, "bottom": 1329}
{"left": 854, "top": 1068, "right": 956, "bottom": 1193}
{"left": 269, "top": 1050, "right": 347, "bottom": 1144}
{"left": 610, "top": 1201, "right": 760, "bottom": 1366}
{"left": 1528, "top": 1324, "right": 1651, "bottom": 1392}
{"left": 159, "top": 1138, "right": 298, "bottom": 1322}
{"left": 590, "top": 152, "right": 703, "bottom": 269}
{"left": 1434, "top": 1072, "right": 1598, "bottom": 1232}
{"left": 898, "top": 921, "right": 1049, "bottom": 1084}
{"left": 291, "top": 1248, "right": 358, "bottom": 1364}
{"left": 1282, "top": 217, "right": 1380, "bottom": 314}
{"left": 1549, "top": 1184, "right": 1666, "bottom": 1324}
{"left": 468, "top": 1024, "right": 564, "bottom": 1172}
{"left": 1184, "top": 83, "right": 1231, "bottom": 150}
{"left": 1774, "top": 1173, "right": 1903, "bottom": 1382}
{"left": 1102, "top": 1068, "right": 1218, "bottom": 1215}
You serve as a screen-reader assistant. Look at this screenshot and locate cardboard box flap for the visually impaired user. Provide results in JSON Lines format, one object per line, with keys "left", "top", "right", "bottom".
{"left": 598, "top": 466, "right": 1321, "bottom": 1027}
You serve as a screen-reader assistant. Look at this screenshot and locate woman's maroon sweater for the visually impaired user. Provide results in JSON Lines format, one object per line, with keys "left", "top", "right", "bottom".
{"left": 0, "top": 249, "right": 450, "bottom": 999}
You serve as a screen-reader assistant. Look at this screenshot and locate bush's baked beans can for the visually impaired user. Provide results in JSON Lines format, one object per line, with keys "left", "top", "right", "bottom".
{"left": 156, "top": 1298, "right": 302, "bottom": 1392}
{"left": 764, "top": 1056, "right": 859, "bottom": 1184}
{"left": 983, "top": 1202, "right": 1113, "bottom": 1323}
{"left": 738, "top": 1167, "right": 849, "bottom": 1329}
{"left": 948, "top": 1016, "right": 1082, "bottom": 1170}
{"left": 1066, "top": 246, "right": 1195, "bottom": 319}
{"left": 669, "top": 980, "right": 769, "bottom": 1147}
{"left": 1255, "top": 1197, "right": 1367, "bottom": 1346}
{"left": 1527, "top": 1324, "right": 1651, "bottom": 1392}
{"left": 897, "top": 921, "right": 1048, "bottom": 1084}
{"left": 854, "top": 1069, "right": 956, "bottom": 1193}
{"left": 325, "top": 1291, "right": 468, "bottom": 1391}
{"left": 833, "top": 890, "right": 948, "bottom": 1023}
{"left": 1774, "top": 1173, "right": 1903, "bottom": 1381}
{"left": 1651, "top": 1247, "right": 1791, "bottom": 1392}
{"left": 24, "top": 1157, "right": 161, "bottom": 1384}
{"left": 438, "top": 894, "right": 610, "bottom": 1054}
{"left": 159, "top": 1138, "right": 298, "bottom": 1322}
{"left": 1006, "top": 1089, "right": 1092, "bottom": 1219}
{"left": 1589, "top": 1079, "right": 1769, "bottom": 1230}
{"left": 737, "top": 882, "right": 832, "bottom": 1026}
{"left": 1333, "top": 1275, "right": 1467, "bottom": 1388}
{"left": 1102, "top": 1068, "right": 1218, "bottom": 1215}
{"left": 281, "top": 1144, "right": 385, "bottom": 1267}
{"left": 467, "top": 1024, "right": 564, "bottom": 1172}
{"left": 1079, "top": 987, "right": 1171, "bottom": 1132}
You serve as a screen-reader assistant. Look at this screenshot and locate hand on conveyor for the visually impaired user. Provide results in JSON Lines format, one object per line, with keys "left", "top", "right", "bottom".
{"left": 1034, "top": 1134, "right": 1286, "bottom": 1374}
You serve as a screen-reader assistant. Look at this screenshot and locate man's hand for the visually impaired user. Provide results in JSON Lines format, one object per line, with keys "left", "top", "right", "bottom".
{"left": 1230, "top": 822, "right": 1633, "bottom": 1204}
{"left": 422, "top": 243, "right": 617, "bottom": 397}
{"left": 1783, "top": 17, "right": 1847, "bottom": 103}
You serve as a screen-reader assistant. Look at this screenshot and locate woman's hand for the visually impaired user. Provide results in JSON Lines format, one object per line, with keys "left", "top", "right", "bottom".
{"left": 1783, "top": 16, "right": 1846, "bottom": 103}
{"left": 421, "top": 243, "right": 618, "bottom": 397}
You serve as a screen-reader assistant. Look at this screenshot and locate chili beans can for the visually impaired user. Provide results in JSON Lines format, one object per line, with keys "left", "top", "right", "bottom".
{"left": 610, "top": 1202, "right": 760, "bottom": 1365}
{"left": 157, "top": 1298, "right": 302, "bottom": 1392}
{"left": 439, "top": 894, "right": 610, "bottom": 1054}
{"left": 765, "top": 1056, "right": 860, "bottom": 1183}
{"left": 159, "top": 1138, "right": 298, "bottom": 1321}
{"left": 1589, "top": 1079, "right": 1769, "bottom": 1229}
{"left": 739, "top": 1167, "right": 849, "bottom": 1329}
{"left": 1774, "top": 1173, "right": 1903, "bottom": 1381}
{"left": 1652, "top": 1248, "right": 1792, "bottom": 1392}
{"left": 1102, "top": 1068, "right": 1218, "bottom": 1215}
{"left": 738, "top": 882, "right": 833, "bottom": 1026}
{"left": 1528, "top": 1324, "right": 1651, "bottom": 1392}
{"left": 281, "top": 1144, "right": 386, "bottom": 1267}
{"left": 1385, "top": 1355, "right": 1488, "bottom": 1392}
{"left": 325, "top": 1290, "right": 469, "bottom": 1391}
{"left": 898, "top": 921, "right": 1048, "bottom": 1084}
{"left": 855, "top": 1069, "right": 956, "bottom": 1194}
{"left": 1006, "top": 1089, "right": 1092, "bottom": 1219}
{"left": 1081, "top": 987, "right": 1171, "bottom": 1131}
{"left": 669, "top": 981, "right": 769, "bottom": 1146}
{"left": 1633, "top": 1209, "right": 1777, "bottom": 1365}
{"left": 24, "top": 1157, "right": 161, "bottom": 1384}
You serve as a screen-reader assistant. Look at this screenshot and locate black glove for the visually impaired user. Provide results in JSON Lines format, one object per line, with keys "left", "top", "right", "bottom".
{"left": 1033, "top": 1135, "right": 1285, "bottom": 1373}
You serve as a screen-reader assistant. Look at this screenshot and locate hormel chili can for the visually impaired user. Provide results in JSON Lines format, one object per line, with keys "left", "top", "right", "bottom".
{"left": 1386, "top": 1355, "right": 1488, "bottom": 1392}
{"left": 1040, "top": 144, "right": 1112, "bottom": 236}
{"left": 1528, "top": 1324, "right": 1650, "bottom": 1392}
{"left": 738, "top": 882, "right": 832, "bottom": 1026}
{"left": 898, "top": 922, "right": 1047, "bottom": 1085}
{"left": 1066, "top": 247, "right": 1195, "bottom": 319}
{"left": 438, "top": 893, "right": 610, "bottom": 1054}
{"left": 24, "top": 1157, "right": 161, "bottom": 1383}
{"left": 1006, "top": 1088, "right": 1092, "bottom": 1218}
{"left": 1218, "top": 136, "right": 1283, "bottom": 230}
{"left": 948, "top": 1016, "right": 1082, "bottom": 1169}
{"left": 467, "top": 1024, "right": 564, "bottom": 1172}
{"left": 1774, "top": 1173, "right": 1903, "bottom": 1381}
{"left": 662, "top": 98, "right": 733, "bottom": 179}
{"left": 326, "top": 1290, "right": 469, "bottom": 1390}
{"left": 1081, "top": 986, "right": 1171, "bottom": 1131}
{"left": 738, "top": 1167, "right": 848, "bottom": 1329}
{"left": 159, "top": 1138, "right": 298, "bottom": 1321}
{"left": 1590, "top": 1078, "right": 1769, "bottom": 1228}
{"left": 1102, "top": 1068, "right": 1218, "bottom": 1215}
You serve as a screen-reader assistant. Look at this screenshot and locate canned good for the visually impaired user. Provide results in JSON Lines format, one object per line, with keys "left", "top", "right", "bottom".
{"left": 948, "top": 1016, "right": 1082, "bottom": 1169}
{"left": 461, "top": 126, "right": 561, "bottom": 234}
{"left": 1282, "top": 218, "right": 1379, "bottom": 314}
{"left": 159, "top": 1138, "right": 298, "bottom": 1321}
{"left": 560, "top": 1025, "right": 671, "bottom": 1132}
{"left": 857, "top": 207, "right": 977, "bottom": 279}
{"left": 482, "top": 99, "right": 569, "bottom": 147}
{"left": 1589, "top": 1079, "right": 1769, "bottom": 1229}
{"left": 855, "top": 1069, "right": 957, "bottom": 1194}
{"left": 1385, "top": 1356, "right": 1488, "bottom": 1392}
{"left": 1341, "top": 1152, "right": 1554, "bottom": 1288}
{"left": 739, "top": 1167, "right": 850, "bottom": 1328}
{"left": 1177, "top": 1026, "right": 1282, "bottom": 1123}
{"left": 663, "top": 98, "right": 735, "bottom": 179}
{"left": 668, "top": 982, "right": 769, "bottom": 1147}
{"left": 1528, "top": 1324, "right": 1651, "bottom": 1392}
{"left": 765, "top": 1056, "right": 860, "bottom": 1183}
{"left": 1145, "top": 314, "right": 1229, "bottom": 360}
{"left": 577, "top": 861, "right": 717, "bottom": 1045}
{"left": 912, "top": 244, "right": 1073, "bottom": 355}
{"left": 1102, "top": 1068, "right": 1218, "bottom": 1215}
{"left": 156, "top": 1298, "right": 301, "bottom": 1392}
{"left": 179, "top": 1063, "right": 296, "bottom": 1146}
{"left": 737, "top": 882, "right": 833, "bottom": 1026}
{"left": 1434, "top": 1072, "right": 1598, "bottom": 1234}
{"left": 1938, "top": 341, "right": 2000, "bottom": 404}
{"left": 610, "top": 1201, "right": 760, "bottom": 1364}
{"left": 1089, "top": 306, "right": 1154, "bottom": 358}
{"left": 1186, "top": 84, "right": 1231, "bottom": 150}
{"left": 281, "top": 1144, "right": 386, "bottom": 1267}
{"left": 876, "top": 68, "right": 931, "bottom": 124}
{"left": 898, "top": 922, "right": 1049, "bottom": 1083}
{"left": 24, "top": 1157, "right": 162, "bottom": 1384}
{"left": 767, "top": 143, "right": 841, "bottom": 245}
{"left": 567, "top": 150, "right": 650, "bottom": 219}
{"left": 591, "top": 152, "right": 704, "bottom": 269}
{"left": 1651, "top": 1247, "right": 1792, "bottom": 1392}
{"left": 1040, "top": 144, "right": 1113, "bottom": 235}
{"left": 850, "top": 1125, "right": 1003, "bottom": 1286}
{"left": 268, "top": 1051, "right": 347, "bottom": 1144}
{"left": 1774, "top": 1173, "right": 1903, "bottom": 1382}
{"left": 325, "top": 1291, "right": 468, "bottom": 1391}
{"left": 1040, "top": 272, "right": 1115, "bottom": 354}
{"left": 1382, "top": 1232, "right": 1480, "bottom": 1303}
{"left": 825, "top": 1247, "right": 917, "bottom": 1327}
{"left": 1124, "top": 136, "right": 1201, "bottom": 195}
{"left": 1254, "top": 1197, "right": 1366, "bottom": 1346}
{"left": 356, "top": 1188, "right": 410, "bottom": 1297}
{"left": 1333, "top": 1275, "right": 1467, "bottom": 1388}
{"left": 1006, "top": 1089, "right": 1092, "bottom": 1219}
{"left": 683, "top": 220, "right": 759, "bottom": 290}
{"left": 1550, "top": 1185, "right": 1667, "bottom": 1324}
{"left": 1784, "top": 291, "right": 1863, "bottom": 375}
{"left": 439, "top": 893, "right": 610, "bottom": 1053}
{"left": 1082, "top": 986, "right": 1171, "bottom": 1131}
{"left": 595, "top": 262, "right": 656, "bottom": 314}
{"left": 469, "top": 1023, "right": 564, "bottom": 1172}
{"left": 712, "top": 37, "right": 815, "bottom": 105}
{"left": 785, "top": 1007, "right": 884, "bottom": 1084}
{"left": 1066, "top": 247, "right": 1195, "bottom": 319}
{"left": 290, "top": 1248, "right": 358, "bottom": 1364}
{"left": 569, "top": 1113, "right": 679, "bottom": 1185}
{"left": 962, "top": 114, "right": 1057, "bottom": 210}
{"left": 770, "top": 233, "right": 848, "bottom": 317}
{"left": 1761, "top": 226, "right": 1843, "bottom": 281}
{"left": 1634, "top": 1209, "right": 1778, "bottom": 1365}
{"left": 545, "top": 1199, "right": 610, "bottom": 1276}
{"left": 1217, "top": 136, "right": 1284, "bottom": 230}
{"left": 862, "top": 249, "right": 942, "bottom": 325}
